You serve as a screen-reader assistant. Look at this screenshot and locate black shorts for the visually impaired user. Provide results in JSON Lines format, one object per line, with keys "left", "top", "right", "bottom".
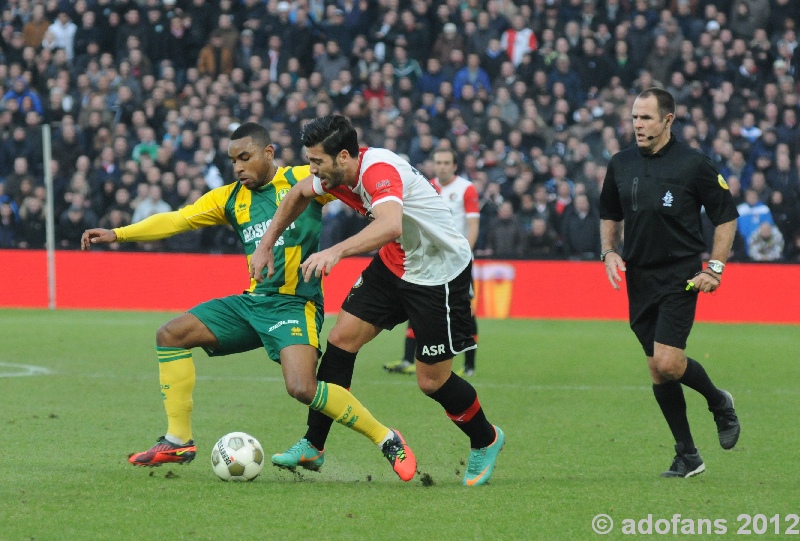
{"left": 342, "top": 256, "right": 476, "bottom": 364}
{"left": 625, "top": 256, "right": 701, "bottom": 357}
{"left": 410, "top": 277, "right": 477, "bottom": 336}
{"left": 468, "top": 278, "right": 478, "bottom": 335}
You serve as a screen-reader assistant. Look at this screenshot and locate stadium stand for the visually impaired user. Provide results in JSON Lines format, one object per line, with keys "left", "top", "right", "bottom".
{"left": 0, "top": 0, "right": 798, "bottom": 261}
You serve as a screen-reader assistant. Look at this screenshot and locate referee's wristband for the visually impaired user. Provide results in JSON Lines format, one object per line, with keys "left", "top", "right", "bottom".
{"left": 694, "top": 270, "right": 721, "bottom": 283}
{"left": 600, "top": 249, "right": 616, "bottom": 261}
{"left": 701, "top": 269, "right": 721, "bottom": 283}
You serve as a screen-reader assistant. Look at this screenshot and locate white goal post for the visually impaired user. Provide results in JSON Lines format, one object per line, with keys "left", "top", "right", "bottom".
{"left": 42, "top": 124, "right": 56, "bottom": 310}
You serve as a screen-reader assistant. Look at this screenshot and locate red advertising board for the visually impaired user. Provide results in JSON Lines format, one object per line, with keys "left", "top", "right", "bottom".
{"left": 1, "top": 250, "right": 798, "bottom": 324}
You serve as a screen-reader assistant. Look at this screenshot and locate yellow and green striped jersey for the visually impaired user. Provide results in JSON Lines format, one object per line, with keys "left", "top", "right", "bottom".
{"left": 178, "top": 165, "right": 331, "bottom": 302}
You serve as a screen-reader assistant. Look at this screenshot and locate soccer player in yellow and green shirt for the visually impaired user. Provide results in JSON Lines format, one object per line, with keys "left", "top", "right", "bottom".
{"left": 80, "top": 122, "right": 416, "bottom": 481}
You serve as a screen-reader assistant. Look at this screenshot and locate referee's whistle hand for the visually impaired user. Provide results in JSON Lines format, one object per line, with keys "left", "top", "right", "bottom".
{"left": 688, "top": 273, "right": 719, "bottom": 294}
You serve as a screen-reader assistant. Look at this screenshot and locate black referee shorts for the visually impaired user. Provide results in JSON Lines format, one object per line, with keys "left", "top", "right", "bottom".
{"left": 341, "top": 256, "right": 476, "bottom": 364}
{"left": 625, "top": 256, "right": 702, "bottom": 357}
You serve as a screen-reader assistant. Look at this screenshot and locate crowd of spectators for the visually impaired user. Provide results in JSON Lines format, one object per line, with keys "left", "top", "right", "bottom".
{"left": 0, "top": 0, "right": 799, "bottom": 263}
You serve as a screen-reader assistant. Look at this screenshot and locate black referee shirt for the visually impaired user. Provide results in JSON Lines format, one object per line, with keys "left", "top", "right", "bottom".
{"left": 599, "top": 136, "right": 739, "bottom": 268}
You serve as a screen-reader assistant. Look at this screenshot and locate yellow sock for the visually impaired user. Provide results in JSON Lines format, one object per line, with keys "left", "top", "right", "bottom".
{"left": 157, "top": 347, "right": 195, "bottom": 443}
{"left": 310, "top": 381, "right": 391, "bottom": 445}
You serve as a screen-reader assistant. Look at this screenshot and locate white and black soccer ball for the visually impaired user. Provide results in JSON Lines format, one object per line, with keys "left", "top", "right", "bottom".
{"left": 211, "top": 432, "right": 265, "bottom": 481}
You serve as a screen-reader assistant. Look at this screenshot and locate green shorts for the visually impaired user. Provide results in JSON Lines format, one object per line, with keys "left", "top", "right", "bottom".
{"left": 188, "top": 294, "right": 324, "bottom": 362}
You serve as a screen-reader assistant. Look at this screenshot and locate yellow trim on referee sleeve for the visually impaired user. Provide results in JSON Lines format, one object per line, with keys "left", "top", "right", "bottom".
{"left": 279, "top": 246, "right": 300, "bottom": 295}
{"left": 304, "top": 300, "right": 319, "bottom": 349}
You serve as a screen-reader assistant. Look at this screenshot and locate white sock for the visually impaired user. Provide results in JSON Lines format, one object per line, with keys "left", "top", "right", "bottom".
{"left": 165, "top": 433, "right": 185, "bottom": 445}
{"left": 377, "top": 429, "right": 394, "bottom": 448}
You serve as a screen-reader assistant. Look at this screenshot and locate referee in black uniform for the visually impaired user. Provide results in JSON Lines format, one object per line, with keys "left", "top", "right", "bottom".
{"left": 599, "top": 87, "right": 741, "bottom": 478}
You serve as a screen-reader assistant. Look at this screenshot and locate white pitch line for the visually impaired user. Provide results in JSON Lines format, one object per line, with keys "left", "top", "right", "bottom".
{"left": 191, "top": 375, "right": 652, "bottom": 391}
{"left": 55, "top": 372, "right": 653, "bottom": 391}
{"left": 0, "top": 362, "right": 54, "bottom": 377}
{"left": 14, "top": 370, "right": 800, "bottom": 395}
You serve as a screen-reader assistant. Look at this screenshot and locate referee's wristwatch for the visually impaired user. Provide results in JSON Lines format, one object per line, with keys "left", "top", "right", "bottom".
{"left": 707, "top": 260, "right": 725, "bottom": 274}
{"left": 600, "top": 249, "right": 615, "bottom": 261}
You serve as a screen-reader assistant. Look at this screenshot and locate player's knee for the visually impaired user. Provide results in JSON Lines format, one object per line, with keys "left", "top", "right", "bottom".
{"left": 156, "top": 322, "right": 181, "bottom": 348}
{"left": 284, "top": 379, "right": 315, "bottom": 405}
{"left": 652, "top": 355, "right": 682, "bottom": 380}
{"left": 416, "top": 369, "right": 450, "bottom": 395}
{"left": 326, "top": 327, "right": 361, "bottom": 352}
{"left": 417, "top": 378, "right": 440, "bottom": 395}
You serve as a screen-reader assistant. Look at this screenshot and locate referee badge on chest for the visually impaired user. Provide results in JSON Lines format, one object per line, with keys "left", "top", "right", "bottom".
{"left": 662, "top": 191, "right": 674, "bottom": 207}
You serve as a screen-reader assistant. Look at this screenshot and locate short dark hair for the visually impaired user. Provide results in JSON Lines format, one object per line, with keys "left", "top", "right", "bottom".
{"left": 433, "top": 147, "right": 458, "bottom": 163}
{"left": 230, "top": 122, "right": 271, "bottom": 148}
{"left": 638, "top": 87, "right": 675, "bottom": 119}
{"left": 300, "top": 115, "right": 359, "bottom": 158}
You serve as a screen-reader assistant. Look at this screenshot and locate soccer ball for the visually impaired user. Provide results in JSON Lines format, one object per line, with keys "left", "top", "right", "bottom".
{"left": 211, "top": 432, "right": 265, "bottom": 481}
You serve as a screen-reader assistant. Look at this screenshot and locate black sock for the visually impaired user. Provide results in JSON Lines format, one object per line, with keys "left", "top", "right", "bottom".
{"left": 403, "top": 336, "right": 416, "bottom": 363}
{"left": 427, "top": 372, "right": 495, "bottom": 448}
{"left": 653, "top": 381, "right": 696, "bottom": 454}
{"left": 464, "top": 348, "right": 476, "bottom": 371}
{"left": 304, "top": 342, "right": 357, "bottom": 450}
{"left": 679, "top": 357, "right": 723, "bottom": 409}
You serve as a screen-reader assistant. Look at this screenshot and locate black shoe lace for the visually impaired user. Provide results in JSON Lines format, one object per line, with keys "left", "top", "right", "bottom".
{"left": 382, "top": 436, "right": 405, "bottom": 463}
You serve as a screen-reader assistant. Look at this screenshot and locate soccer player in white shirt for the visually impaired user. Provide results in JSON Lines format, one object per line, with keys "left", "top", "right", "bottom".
{"left": 250, "top": 115, "right": 504, "bottom": 486}
{"left": 384, "top": 148, "right": 481, "bottom": 376}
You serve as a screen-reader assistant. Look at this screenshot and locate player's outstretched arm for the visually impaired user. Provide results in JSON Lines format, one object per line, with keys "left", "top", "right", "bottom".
{"left": 83, "top": 211, "right": 195, "bottom": 251}
{"left": 250, "top": 176, "right": 316, "bottom": 283}
{"left": 81, "top": 228, "right": 117, "bottom": 250}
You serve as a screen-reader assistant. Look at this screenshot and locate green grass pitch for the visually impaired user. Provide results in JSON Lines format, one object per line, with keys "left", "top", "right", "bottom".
{"left": 0, "top": 309, "right": 797, "bottom": 541}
